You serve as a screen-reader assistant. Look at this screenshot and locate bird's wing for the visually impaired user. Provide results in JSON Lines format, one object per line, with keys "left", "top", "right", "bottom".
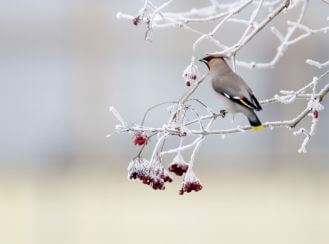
{"left": 212, "top": 73, "right": 262, "bottom": 111}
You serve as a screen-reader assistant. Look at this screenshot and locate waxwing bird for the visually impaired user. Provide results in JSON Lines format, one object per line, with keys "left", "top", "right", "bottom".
{"left": 199, "top": 54, "right": 264, "bottom": 131}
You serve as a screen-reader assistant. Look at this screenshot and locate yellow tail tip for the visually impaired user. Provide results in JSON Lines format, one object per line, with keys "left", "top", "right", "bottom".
{"left": 251, "top": 125, "right": 265, "bottom": 131}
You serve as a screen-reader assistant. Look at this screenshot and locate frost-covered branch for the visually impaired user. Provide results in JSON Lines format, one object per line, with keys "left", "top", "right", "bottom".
{"left": 112, "top": 69, "right": 329, "bottom": 135}
{"left": 306, "top": 59, "right": 329, "bottom": 69}
{"left": 112, "top": 0, "right": 329, "bottom": 195}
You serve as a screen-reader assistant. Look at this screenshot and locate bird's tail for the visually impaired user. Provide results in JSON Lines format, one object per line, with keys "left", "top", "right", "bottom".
{"left": 247, "top": 111, "right": 264, "bottom": 131}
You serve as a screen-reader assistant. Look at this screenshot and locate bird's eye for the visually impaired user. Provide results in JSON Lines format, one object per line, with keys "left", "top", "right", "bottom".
{"left": 204, "top": 57, "right": 212, "bottom": 62}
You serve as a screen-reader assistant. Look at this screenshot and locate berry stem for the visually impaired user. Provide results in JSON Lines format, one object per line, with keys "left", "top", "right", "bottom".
{"left": 150, "top": 133, "right": 168, "bottom": 165}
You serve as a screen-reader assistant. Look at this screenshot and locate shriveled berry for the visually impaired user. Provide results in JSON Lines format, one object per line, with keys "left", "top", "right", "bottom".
{"left": 129, "top": 172, "right": 138, "bottom": 180}
{"left": 313, "top": 110, "right": 319, "bottom": 119}
{"left": 161, "top": 174, "right": 173, "bottom": 183}
{"left": 186, "top": 81, "right": 191, "bottom": 87}
{"left": 132, "top": 16, "right": 141, "bottom": 26}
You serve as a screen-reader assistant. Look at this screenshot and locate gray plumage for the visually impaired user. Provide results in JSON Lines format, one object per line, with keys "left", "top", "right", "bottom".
{"left": 200, "top": 55, "right": 264, "bottom": 130}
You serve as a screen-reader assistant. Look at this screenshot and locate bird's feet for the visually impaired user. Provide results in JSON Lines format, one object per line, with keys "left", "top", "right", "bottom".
{"left": 219, "top": 109, "right": 227, "bottom": 118}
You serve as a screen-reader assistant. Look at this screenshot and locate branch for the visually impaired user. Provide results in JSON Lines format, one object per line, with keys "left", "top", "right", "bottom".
{"left": 112, "top": 69, "right": 329, "bottom": 138}
{"left": 113, "top": 0, "right": 329, "bottom": 194}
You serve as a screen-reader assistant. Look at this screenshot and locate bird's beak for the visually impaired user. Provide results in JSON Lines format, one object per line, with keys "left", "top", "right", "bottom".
{"left": 199, "top": 59, "right": 210, "bottom": 70}
{"left": 199, "top": 59, "right": 206, "bottom": 64}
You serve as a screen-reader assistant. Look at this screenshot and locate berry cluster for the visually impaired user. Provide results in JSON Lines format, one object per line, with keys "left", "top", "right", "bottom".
{"left": 179, "top": 171, "right": 203, "bottom": 195}
{"left": 182, "top": 61, "right": 199, "bottom": 87}
{"left": 129, "top": 140, "right": 203, "bottom": 194}
{"left": 168, "top": 153, "right": 189, "bottom": 176}
{"left": 128, "top": 158, "right": 173, "bottom": 190}
{"left": 179, "top": 180, "right": 203, "bottom": 195}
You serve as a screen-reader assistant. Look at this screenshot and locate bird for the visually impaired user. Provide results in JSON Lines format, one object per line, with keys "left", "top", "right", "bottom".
{"left": 199, "top": 54, "right": 264, "bottom": 131}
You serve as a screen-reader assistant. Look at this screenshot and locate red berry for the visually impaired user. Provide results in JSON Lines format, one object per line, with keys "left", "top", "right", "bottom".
{"left": 133, "top": 133, "right": 148, "bottom": 146}
{"left": 192, "top": 181, "right": 203, "bottom": 191}
{"left": 186, "top": 81, "right": 191, "bottom": 87}
{"left": 313, "top": 110, "right": 319, "bottom": 119}
{"left": 142, "top": 176, "right": 150, "bottom": 185}
{"left": 151, "top": 179, "right": 165, "bottom": 190}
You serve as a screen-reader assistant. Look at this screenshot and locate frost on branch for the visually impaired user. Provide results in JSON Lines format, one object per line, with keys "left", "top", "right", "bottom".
{"left": 111, "top": 0, "right": 329, "bottom": 195}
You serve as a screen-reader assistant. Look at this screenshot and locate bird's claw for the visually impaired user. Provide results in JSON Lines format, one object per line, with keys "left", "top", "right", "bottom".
{"left": 219, "top": 109, "right": 227, "bottom": 118}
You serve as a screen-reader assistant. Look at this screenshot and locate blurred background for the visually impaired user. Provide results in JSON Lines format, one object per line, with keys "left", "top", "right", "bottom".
{"left": 0, "top": 0, "right": 329, "bottom": 243}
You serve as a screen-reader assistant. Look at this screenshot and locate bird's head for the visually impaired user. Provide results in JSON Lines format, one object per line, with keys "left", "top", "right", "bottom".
{"left": 199, "top": 53, "right": 229, "bottom": 70}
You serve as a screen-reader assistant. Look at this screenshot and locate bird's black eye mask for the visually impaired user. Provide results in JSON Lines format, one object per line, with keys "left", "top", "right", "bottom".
{"left": 202, "top": 56, "right": 213, "bottom": 63}
{"left": 199, "top": 56, "right": 216, "bottom": 70}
